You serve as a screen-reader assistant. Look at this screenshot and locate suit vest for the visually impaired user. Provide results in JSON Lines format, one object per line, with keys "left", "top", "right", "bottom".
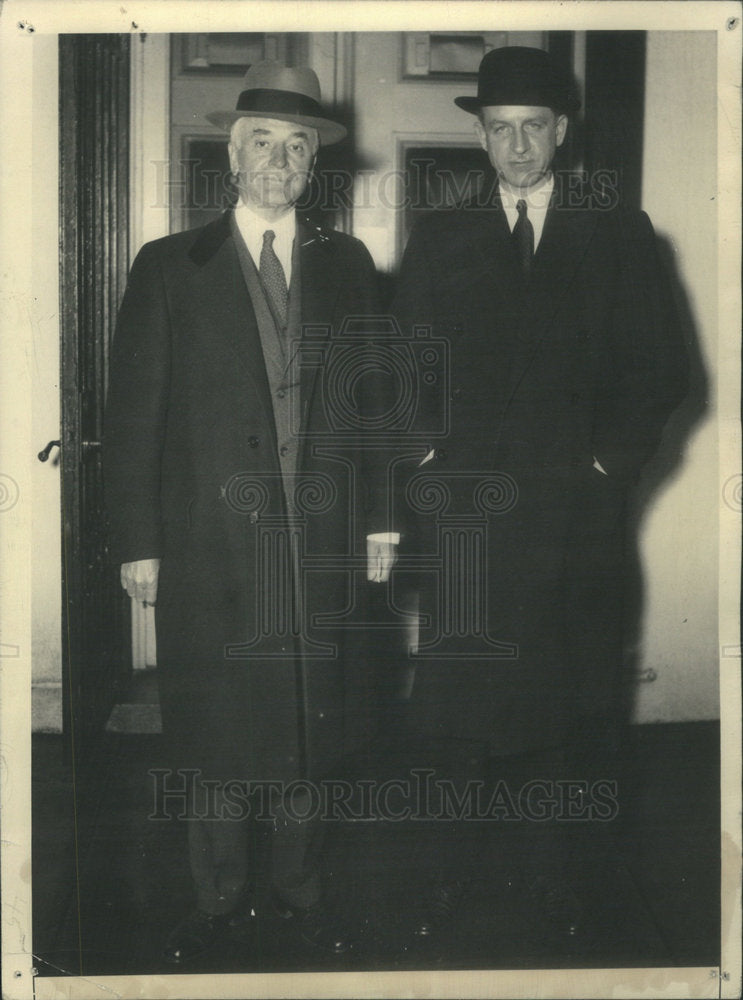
{"left": 231, "top": 215, "right": 304, "bottom": 515}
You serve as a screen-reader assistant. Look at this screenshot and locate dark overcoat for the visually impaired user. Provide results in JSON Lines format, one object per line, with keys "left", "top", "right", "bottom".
{"left": 389, "top": 180, "right": 689, "bottom": 756}
{"left": 104, "top": 211, "right": 380, "bottom": 783}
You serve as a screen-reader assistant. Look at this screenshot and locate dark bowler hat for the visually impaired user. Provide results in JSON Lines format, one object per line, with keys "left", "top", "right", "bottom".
{"left": 206, "top": 60, "right": 347, "bottom": 145}
{"left": 455, "top": 46, "right": 581, "bottom": 115}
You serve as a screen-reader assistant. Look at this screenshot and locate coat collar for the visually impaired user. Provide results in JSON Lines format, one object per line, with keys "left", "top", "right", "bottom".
{"left": 187, "top": 209, "right": 344, "bottom": 456}
{"left": 188, "top": 208, "right": 233, "bottom": 266}
{"left": 188, "top": 208, "right": 338, "bottom": 267}
{"left": 188, "top": 210, "right": 343, "bottom": 347}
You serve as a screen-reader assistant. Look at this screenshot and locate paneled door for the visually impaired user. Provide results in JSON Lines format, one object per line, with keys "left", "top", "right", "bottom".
{"left": 58, "top": 34, "right": 131, "bottom": 759}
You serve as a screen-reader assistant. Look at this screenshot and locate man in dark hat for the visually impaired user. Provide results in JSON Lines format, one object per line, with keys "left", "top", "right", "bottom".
{"left": 104, "top": 61, "right": 395, "bottom": 963}
{"left": 385, "top": 46, "right": 689, "bottom": 941}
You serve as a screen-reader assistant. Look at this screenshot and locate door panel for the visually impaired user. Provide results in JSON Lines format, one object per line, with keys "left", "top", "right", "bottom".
{"left": 59, "top": 34, "right": 131, "bottom": 757}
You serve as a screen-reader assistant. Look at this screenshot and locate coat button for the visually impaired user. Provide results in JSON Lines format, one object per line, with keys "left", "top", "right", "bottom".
{"left": 248, "top": 436, "right": 259, "bottom": 448}
{"left": 435, "top": 448, "right": 447, "bottom": 461}
{"left": 277, "top": 389, "right": 286, "bottom": 399}
{"left": 280, "top": 445, "right": 289, "bottom": 457}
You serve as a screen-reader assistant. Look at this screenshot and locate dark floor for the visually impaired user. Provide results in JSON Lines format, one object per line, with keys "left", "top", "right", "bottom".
{"left": 32, "top": 719, "right": 720, "bottom": 978}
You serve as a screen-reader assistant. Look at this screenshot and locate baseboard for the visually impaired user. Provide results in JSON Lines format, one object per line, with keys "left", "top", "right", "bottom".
{"left": 32, "top": 682, "right": 63, "bottom": 733}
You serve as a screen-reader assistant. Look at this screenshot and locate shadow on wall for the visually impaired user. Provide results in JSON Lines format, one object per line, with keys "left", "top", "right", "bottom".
{"left": 621, "top": 230, "right": 709, "bottom": 717}
{"left": 297, "top": 99, "right": 387, "bottom": 232}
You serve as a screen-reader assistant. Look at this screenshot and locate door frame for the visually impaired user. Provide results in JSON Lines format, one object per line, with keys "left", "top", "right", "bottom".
{"left": 58, "top": 33, "right": 132, "bottom": 759}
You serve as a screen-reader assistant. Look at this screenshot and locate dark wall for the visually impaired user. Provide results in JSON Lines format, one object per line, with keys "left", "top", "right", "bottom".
{"left": 582, "top": 32, "right": 647, "bottom": 210}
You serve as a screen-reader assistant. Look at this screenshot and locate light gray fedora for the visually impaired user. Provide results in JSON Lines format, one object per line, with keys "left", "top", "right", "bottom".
{"left": 205, "top": 60, "right": 347, "bottom": 145}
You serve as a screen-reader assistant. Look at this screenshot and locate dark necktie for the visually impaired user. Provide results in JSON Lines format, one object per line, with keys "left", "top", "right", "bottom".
{"left": 512, "top": 199, "right": 534, "bottom": 278}
{"left": 259, "top": 229, "right": 288, "bottom": 329}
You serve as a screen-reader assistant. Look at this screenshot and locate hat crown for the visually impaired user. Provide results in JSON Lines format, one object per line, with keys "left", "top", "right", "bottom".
{"left": 239, "top": 60, "right": 321, "bottom": 103}
{"left": 480, "top": 46, "right": 564, "bottom": 92}
{"left": 205, "top": 58, "right": 347, "bottom": 144}
{"left": 455, "top": 45, "right": 580, "bottom": 115}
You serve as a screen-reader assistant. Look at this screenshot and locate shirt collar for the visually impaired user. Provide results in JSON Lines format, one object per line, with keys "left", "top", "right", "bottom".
{"left": 233, "top": 200, "right": 296, "bottom": 244}
{"left": 499, "top": 173, "right": 554, "bottom": 212}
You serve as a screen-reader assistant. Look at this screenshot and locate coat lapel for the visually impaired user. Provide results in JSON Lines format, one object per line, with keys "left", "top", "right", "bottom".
{"left": 188, "top": 211, "right": 276, "bottom": 434}
{"left": 456, "top": 200, "right": 522, "bottom": 327}
{"left": 446, "top": 197, "right": 529, "bottom": 409}
{"left": 186, "top": 212, "right": 344, "bottom": 457}
{"left": 296, "top": 218, "right": 343, "bottom": 419}
{"left": 499, "top": 193, "right": 599, "bottom": 414}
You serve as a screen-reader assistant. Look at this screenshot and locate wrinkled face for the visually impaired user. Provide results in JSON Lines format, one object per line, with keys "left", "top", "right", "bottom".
{"left": 475, "top": 105, "right": 567, "bottom": 191}
{"left": 228, "top": 117, "right": 318, "bottom": 213}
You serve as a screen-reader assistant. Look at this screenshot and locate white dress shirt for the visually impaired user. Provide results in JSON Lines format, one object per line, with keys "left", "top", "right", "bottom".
{"left": 499, "top": 173, "right": 554, "bottom": 251}
{"left": 234, "top": 200, "right": 295, "bottom": 286}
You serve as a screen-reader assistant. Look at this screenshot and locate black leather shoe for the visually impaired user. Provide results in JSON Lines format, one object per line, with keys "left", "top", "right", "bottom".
{"left": 164, "top": 891, "right": 256, "bottom": 963}
{"left": 526, "top": 872, "right": 583, "bottom": 938}
{"left": 163, "top": 909, "right": 229, "bottom": 964}
{"left": 226, "top": 894, "right": 258, "bottom": 942}
{"left": 412, "top": 879, "right": 469, "bottom": 939}
{"left": 270, "top": 892, "right": 352, "bottom": 954}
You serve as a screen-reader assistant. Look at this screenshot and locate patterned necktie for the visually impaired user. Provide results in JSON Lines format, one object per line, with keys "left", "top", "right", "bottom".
{"left": 259, "top": 229, "right": 288, "bottom": 329}
{"left": 512, "top": 199, "right": 534, "bottom": 278}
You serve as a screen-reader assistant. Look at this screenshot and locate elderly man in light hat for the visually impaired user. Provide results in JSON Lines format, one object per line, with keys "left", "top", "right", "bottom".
{"left": 386, "top": 45, "right": 688, "bottom": 943}
{"left": 104, "top": 61, "right": 395, "bottom": 963}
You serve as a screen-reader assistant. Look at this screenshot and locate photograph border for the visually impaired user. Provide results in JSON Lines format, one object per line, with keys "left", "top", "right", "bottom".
{"left": 1, "top": 2, "right": 740, "bottom": 998}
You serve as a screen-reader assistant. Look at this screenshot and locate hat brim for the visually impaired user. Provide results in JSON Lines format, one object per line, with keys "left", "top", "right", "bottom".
{"left": 454, "top": 96, "right": 484, "bottom": 114}
{"left": 454, "top": 94, "right": 581, "bottom": 115}
{"left": 205, "top": 109, "right": 347, "bottom": 145}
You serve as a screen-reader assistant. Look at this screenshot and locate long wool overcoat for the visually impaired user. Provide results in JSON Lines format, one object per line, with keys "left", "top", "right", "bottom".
{"left": 104, "top": 211, "right": 381, "bottom": 784}
{"left": 388, "top": 179, "right": 689, "bottom": 756}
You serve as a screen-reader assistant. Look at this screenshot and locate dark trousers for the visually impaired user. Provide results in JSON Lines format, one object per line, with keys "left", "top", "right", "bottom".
{"left": 387, "top": 710, "right": 625, "bottom": 894}
{"left": 187, "top": 782, "right": 322, "bottom": 915}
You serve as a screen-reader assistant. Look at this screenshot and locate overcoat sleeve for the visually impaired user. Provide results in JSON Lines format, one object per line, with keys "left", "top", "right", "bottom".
{"left": 593, "top": 210, "right": 689, "bottom": 480}
{"left": 103, "top": 241, "right": 171, "bottom": 565}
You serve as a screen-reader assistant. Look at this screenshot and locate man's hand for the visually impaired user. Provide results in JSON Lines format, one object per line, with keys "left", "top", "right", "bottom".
{"left": 366, "top": 539, "right": 397, "bottom": 583}
{"left": 120, "top": 558, "right": 161, "bottom": 606}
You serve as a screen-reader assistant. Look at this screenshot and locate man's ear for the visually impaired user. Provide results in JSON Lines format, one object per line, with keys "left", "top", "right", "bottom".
{"left": 555, "top": 114, "right": 568, "bottom": 147}
{"left": 474, "top": 118, "right": 487, "bottom": 152}
{"left": 228, "top": 141, "right": 238, "bottom": 176}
